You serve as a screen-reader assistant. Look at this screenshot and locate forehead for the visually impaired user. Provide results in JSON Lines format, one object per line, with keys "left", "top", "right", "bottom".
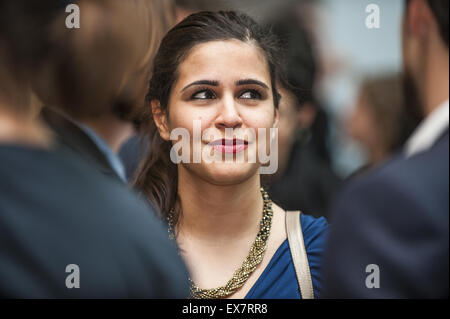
{"left": 175, "top": 39, "right": 271, "bottom": 87}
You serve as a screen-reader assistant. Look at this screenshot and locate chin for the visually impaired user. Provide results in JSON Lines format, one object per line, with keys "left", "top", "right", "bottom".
{"left": 186, "top": 161, "right": 259, "bottom": 186}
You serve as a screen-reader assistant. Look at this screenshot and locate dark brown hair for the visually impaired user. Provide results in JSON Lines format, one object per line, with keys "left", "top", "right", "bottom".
{"left": 0, "top": 0, "right": 54, "bottom": 113}
{"left": 134, "top": 11, "right": 283, "bottom": 222}
{"left": 9, "top": 0, "right": 175, "bottom": 124}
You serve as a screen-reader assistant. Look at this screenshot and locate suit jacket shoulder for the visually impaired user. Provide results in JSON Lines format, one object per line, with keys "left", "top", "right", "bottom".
{"left": 41, "top": 107, "right": 121, "bottom": 180}
{"left": 323, "top": 131, "right": 449, "bottom": 298}
{"left": 0, "top": 145, "right": 189, "bottom": 298}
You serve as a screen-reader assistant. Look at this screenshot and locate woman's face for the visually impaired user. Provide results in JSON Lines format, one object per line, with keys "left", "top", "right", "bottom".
{"left": 154, "top": 39, "right": 278, "bottom": 185}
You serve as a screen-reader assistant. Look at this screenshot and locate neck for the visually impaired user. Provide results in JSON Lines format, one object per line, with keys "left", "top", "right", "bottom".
{"left": 0, "top": 107, "right": 51, "bottom": 148}
{"left": 81, "top": 115, "right": 133, "bottom": 153}
{"left": 424, "top": 44, "right": 449, "bottom": 116}
{"left": 177, "top": 166, "right": 263, "bottom": 242}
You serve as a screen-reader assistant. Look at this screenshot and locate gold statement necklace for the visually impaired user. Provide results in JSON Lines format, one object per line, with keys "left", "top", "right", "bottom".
{"left": 167, "top": 187, "right": 273, "bottom": 299}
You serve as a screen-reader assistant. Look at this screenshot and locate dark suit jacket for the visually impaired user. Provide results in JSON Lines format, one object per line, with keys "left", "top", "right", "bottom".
{"left": 41, "top": 107, "right": 123, "bottom": 182}
{"left": 0, "top": 144, "right": 189, "bottom": 298}
{"left": 322, "top": 130, "right": 449, "bottom": 298}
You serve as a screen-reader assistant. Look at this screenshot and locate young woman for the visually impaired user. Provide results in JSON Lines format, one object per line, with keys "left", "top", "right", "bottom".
{"left": 135, "top": 11, "right": 329, "bottom": 299}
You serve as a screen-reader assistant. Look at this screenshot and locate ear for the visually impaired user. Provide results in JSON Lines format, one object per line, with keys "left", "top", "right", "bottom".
{"left": 407, "top": 0, "right": 433, "bottom": 39}
{"left": 270, "top": 108, "right": 280, "bottom": 141}
{"left": 151, "top": 100, "right": 170, "bottom": 141}
{"left": 273, "top": 107, "right": 279, "bottom": 129}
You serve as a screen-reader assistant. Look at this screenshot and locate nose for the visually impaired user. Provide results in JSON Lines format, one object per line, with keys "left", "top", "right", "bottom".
{"left": 215, "top": 94, "right": 242, "bottom": 130}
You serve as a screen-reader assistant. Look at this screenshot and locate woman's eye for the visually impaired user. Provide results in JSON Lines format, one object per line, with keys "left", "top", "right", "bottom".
{"left": 192, "top": 89, "right": 216, "bottom": 100}
{"left": 239, "top": 90, "right": 262, "bottom": 100}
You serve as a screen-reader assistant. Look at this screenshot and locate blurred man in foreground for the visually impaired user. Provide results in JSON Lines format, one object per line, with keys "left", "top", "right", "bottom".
{"left": 323, "top": 0, "right": 449, "bottom": 298}
{"left": 0, "top": 0, "right": 188, "bottom": 298}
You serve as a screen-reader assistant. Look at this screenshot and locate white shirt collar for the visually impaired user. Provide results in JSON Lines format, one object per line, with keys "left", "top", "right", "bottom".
{"left": 405, "top": 99, "right": 449, "bottom": 157}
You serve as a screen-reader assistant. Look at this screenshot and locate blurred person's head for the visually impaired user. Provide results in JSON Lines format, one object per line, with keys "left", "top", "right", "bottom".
{"left": 0, "top": 1, "right": 54, "bottom": 146}
{"left": 403, "top": 0, "right": 449, "bottom": 119}
{"left": 267, "top": 11, "right": 321, "bottom": 177}
{"left": 173, "top": 0, "right": 294, "bottom": 24}
{"left": 135, "top": 11, "right": 282, "bottom": 218}
{"left": 174, "top": 0, "right": 229, "bottom": 22}
{"left": 348, "top": 74, "right": 419, "bottom": 166}
{"left": 0, "top": 15, "right": 29, "bottom": 115}
{"left": 23, "top": 0, "right": 175, "bottom": 128}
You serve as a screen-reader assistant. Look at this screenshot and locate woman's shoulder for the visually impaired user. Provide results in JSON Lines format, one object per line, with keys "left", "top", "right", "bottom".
{"left": 299, "top": 212, "right": 329, "bottom": 249}
{"left": 245, "top": 210, "right": 329, "bottom": 299}
{"left": 300, "top": 213, "right": 328, "bottom": 235}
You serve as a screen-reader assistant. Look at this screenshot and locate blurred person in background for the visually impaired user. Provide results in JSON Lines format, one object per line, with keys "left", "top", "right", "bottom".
{"left": 174, "top": 0, "right": 228, "bottom": 22}
{"left": 323, "top": 0, "right": 448, "bottom": 298}
{"left": 265, "top": 10, "right": 341, "bottom": 219}
{"left": 347, "top": 74, "right": 420, "bottom": 174}
{"left": 173, "top": 0, "right": 293, "bottom": 23}
{"left": 0, "top": 0, "right": 188, "bottom": 298}
{"left": 38, "top": 0, "right": 175, "bottom": 183}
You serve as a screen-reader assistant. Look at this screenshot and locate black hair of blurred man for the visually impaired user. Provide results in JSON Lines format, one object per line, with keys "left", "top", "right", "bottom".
{"left": 271, "top": 10, "right": 334, "bottom": 170}
{"left": 263, "top": 10, "right": 341, "bottom": 218}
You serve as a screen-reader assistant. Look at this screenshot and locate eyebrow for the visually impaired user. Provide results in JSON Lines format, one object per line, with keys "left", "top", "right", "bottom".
{"left": 181, "top": 80, "right": 219, "bottom": 92}
{"left": 181, "top": 78, "right": 270, "bottom": 92}
{"left": 236, "top": 79, "right": 269, "bottom": 90}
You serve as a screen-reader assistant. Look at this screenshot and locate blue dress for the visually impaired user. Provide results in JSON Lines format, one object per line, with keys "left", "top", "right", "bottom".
{"left": 245, "top": 213, "right": 329, "bottom": 299}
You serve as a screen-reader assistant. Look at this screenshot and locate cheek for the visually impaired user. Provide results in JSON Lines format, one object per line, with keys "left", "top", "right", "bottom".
{"left": 168, "top": 103, "right": 216, "bottom": 132}
{"left": 241, "top": 106, "right": 277, "bottom": 157}
{"left": 241, "top": 105, "right": 276, "bottom": 129}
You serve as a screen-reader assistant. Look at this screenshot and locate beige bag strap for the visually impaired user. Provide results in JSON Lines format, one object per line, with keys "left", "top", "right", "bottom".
{"left": 286, "top": 210, "right": 314, "bottom": 299}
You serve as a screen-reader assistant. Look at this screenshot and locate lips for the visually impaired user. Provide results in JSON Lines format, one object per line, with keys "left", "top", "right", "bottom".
{"left": 208, "top": 138, "right": 249, "bottom": 153}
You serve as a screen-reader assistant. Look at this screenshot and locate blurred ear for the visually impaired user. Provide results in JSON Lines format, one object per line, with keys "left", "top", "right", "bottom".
{"left": 406, "top": 0, "right": 434, "bottom": 40}
{"left": 151, "top": 100, "right": 170, "bottom": 141}
{"left": 273, "top": 107, "right": 279, "bottom": 129}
